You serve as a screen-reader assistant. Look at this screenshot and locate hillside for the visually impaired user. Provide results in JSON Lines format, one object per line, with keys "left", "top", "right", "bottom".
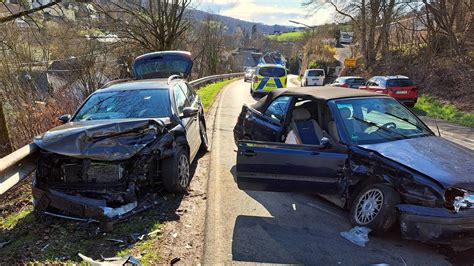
{"left": 189, "top": 9, "right": 293, "bottom": 34}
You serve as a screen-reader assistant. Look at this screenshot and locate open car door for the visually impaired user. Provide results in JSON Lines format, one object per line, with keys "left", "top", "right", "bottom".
{"left": 236, "top": 140, "right": 347, "bottom": 194}
{"left": 132, "top": 51, "right": 193, "bottom": 80}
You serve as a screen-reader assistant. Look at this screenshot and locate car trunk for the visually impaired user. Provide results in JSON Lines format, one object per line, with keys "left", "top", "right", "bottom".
{"left": 132, "top": 51, "right": 193, "bottom": 79}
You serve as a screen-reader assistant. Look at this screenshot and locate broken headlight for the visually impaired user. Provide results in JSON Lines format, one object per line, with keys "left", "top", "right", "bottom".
{"left": 445, "top": 188, "right": 474, "bottom": 213}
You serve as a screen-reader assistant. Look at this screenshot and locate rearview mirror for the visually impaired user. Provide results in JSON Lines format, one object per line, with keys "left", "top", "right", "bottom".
{"left": 181, "top": 107, "right": 199, "bottom": 118}
{"left": 58, "top": 114, "right": 71, "bottom": 124}
{"left": 320, "top": 137, "right": 331, "bottom": 148}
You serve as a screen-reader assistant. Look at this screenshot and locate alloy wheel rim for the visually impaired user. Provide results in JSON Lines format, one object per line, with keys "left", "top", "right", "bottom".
{"left": 355, "top": 188, "right": 384, "bottom": 224}
{"left": 177, "top": 154, "right": 190, "bottom": 187}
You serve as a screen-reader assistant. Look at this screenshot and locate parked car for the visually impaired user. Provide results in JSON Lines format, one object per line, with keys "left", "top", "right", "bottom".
{"left": 251, "top": 64, "right": 287, "bottom": 96}
{"left": 32, "top": 51, "right": 208, "bottom": 229}
{"left": 244, "top": 68, "right": 255, "bottom": 82}
{"left": 233, "top": 86, "right": 474, "bottom": 244}
{"left": 359, "top": 76, "right": 418, "bottom": 107}
{"left": 331, "top": 76, "right": 366, "bottom": 89}
{"left": 301, "top": 69, "right": 325, "bottom": 86}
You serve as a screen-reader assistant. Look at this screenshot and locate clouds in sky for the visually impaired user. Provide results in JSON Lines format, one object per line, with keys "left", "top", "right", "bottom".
{"left": 195, "top": 0, "right": 336, "bottom": 26}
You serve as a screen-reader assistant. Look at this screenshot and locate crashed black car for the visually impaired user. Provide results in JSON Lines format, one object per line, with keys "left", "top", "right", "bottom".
{"left": 32, "top": 51, "right": 208, "bottom": 228}
{"left": 233, "top": 86, "right": 474, "bottom": 244}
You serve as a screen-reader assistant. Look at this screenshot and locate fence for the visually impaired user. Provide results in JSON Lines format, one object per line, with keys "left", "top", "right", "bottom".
{"left": 0, "top": 72, "right": 243, "bottom": 195}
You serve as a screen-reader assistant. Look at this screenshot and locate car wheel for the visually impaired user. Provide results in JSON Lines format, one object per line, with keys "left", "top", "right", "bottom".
{"left": 199, "top": 119, "right": 209, "bottom": 152}
{"left": 162, "top": 146, "right": 190, "bottom": 193}
{"left": 349, "top": 183, "right": 400, "bottom": 235}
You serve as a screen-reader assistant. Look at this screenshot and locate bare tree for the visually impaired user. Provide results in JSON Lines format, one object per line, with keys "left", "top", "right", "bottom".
{"left": 94, "top": 0, "right": 191, "bottom": 52}
{"left": 193, "top": 15, "right": 226, "bottom": 77}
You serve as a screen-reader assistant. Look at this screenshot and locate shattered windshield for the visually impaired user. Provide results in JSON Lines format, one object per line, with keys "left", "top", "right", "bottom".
{"left": 73, "top": 89, "right": 171, "bottom": 121}
{"left": 335, "top": 97, "right": 433, "bottom": 145}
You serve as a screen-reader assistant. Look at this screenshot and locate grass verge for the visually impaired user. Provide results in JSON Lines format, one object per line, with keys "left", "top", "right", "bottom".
{"left": 267, "top": 31, "right": 305, "bottom": 42}
{"left": 414, "top": 95, "right": 474, "bottom": 127}
{"left": 0, "top": 180, "right": 182, "bottom": 264}
{"left": 197, "top": 78, "right": 237, "bottom": 112}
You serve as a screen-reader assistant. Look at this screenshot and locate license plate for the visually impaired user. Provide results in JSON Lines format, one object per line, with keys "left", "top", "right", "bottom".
{"left": 396, "top": 91, "right": 408, "bottom": 94}
{"left": 266, "top": 83, "right": 275, "bottom": 87}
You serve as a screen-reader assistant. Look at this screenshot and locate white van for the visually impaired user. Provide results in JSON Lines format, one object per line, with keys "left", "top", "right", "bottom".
{"left": 301, "top": 69, "right": 325, "bottom": 86}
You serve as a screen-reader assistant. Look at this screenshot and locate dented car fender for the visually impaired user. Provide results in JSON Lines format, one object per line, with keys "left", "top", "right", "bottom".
{"left": 344, "top": 146, "right": 445, "bottom": 209}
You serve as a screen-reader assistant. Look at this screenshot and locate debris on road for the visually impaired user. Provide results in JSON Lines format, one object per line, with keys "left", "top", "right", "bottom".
{"left": 78, "top": 253, "right": 140, "bottom": 266}
{"left": 292, "top": 203, "right": 297, "bottom": 211}
{"left": 340, "top": 226, "right": 371, "bottom": 247}
{"left": 170, "top": 257, "right": 181, "bottom": 264}
{"left": 106, "top": 238, "right": 125, "bottom": 244}
{"left": 0, "top": 241, "right": 11, "bottom": 248}
{"left": 40, "top": 243, "right": 50, "bottom": 252}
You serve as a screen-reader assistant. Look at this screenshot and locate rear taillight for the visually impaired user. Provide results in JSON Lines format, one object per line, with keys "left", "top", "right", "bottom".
{"left": 412, "top": 86, "right": 419, "bottom": 92}
{"left": 254, "top": 77, "right": 259, "bottom": 83}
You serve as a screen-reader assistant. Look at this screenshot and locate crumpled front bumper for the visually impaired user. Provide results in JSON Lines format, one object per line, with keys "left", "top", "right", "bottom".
{"left": 32, "top": 185, "right": 137, "bottom": 223}
{"left": 398, "top": 204, "right": 474, "bottom": 244}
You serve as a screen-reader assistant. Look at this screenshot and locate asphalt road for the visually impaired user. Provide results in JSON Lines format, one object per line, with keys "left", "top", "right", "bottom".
{"left": 202, "top": 79, "right": 456, "bottom": 265}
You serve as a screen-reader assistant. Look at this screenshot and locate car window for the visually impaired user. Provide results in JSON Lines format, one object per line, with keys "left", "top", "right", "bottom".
{"left": 174, "top": 84, "right": 190, "bottom": 115}
{"left": 178, "top": 83, "right": 195, "bottom": 104}
{"left": 335, "top": 97, "right": 432, "bottom": 145}
{"left": 258, "top": 67, "right": 286, "bottom": 77}
{"left": 307, "top": 70, "right": 324, "bottom": 77}
{"left": 387, "top": 79, "right": 414, "bottom": 87}
{"left": 264, "top": 96, "right": 292, "bottom": 122}
{"left": 73, "top": 89, "right": 171, "bottom": 121}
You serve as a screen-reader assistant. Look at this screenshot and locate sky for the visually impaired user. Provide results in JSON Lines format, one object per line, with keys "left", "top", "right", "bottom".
{"left": 195, "top": 0, "right": 337, "bottom": 27}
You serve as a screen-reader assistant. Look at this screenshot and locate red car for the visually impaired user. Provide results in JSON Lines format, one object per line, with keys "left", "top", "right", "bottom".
{"left": 359, "top": 76, "right": 418, "bottom": 107}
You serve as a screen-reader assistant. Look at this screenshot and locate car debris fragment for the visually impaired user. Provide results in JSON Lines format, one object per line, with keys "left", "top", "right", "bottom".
{"left": 78, "top": 253, "right": 140, "bottom": 266}
{"left": 340, "top": 226, "right": 371, "bottom": 247}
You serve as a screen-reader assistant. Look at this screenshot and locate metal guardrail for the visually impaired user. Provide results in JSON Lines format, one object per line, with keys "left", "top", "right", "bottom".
{"left": 0, "top": 73, "right": 243, "bottom": 196}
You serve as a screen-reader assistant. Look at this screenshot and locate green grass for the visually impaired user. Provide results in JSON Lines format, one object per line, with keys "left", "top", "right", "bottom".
{"left": 0, "top": 182, "right": 166, "bottom": 264}
{"left": 414, "top": 96, "right": 474, "bottom": 127}
{"left": 197, "top": 78, "right": 237, "bottom": 112}
{"left": 267, "top": 31, "right": 305, "bottom": 41}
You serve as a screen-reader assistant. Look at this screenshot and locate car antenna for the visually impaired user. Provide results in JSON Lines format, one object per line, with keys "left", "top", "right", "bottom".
{"left": 434, "top": 118, "right": 441, "bottom": 137}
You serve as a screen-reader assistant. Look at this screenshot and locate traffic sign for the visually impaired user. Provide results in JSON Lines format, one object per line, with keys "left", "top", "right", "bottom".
{"left": 344, "top": 58, "right": 357, "bottom": 67}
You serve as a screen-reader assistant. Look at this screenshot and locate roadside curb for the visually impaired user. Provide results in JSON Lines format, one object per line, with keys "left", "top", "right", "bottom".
{"left": 201, "top": 78, "right": 241, "bottom": 262}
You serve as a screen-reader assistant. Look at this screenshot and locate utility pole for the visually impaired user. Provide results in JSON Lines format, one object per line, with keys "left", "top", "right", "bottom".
{"left": 0, "top": 103, "right": 12, "bottom": 158}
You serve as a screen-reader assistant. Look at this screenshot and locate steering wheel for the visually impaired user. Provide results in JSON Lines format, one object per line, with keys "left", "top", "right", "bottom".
{"left": 380, "top": 122, "right": 397, "bottom": 130}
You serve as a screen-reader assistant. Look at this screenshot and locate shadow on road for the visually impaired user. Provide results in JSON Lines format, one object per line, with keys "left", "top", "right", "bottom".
{"left": 228, "top": 165, "right": 455, "bottom": 265}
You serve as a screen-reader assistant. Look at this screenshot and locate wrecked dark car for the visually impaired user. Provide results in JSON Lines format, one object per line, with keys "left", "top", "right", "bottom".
{"left": 32, "top": 51, "right": 208, "bottom": 228}
{"left": 233, "top": 86, "right": 474, "bottom": 244}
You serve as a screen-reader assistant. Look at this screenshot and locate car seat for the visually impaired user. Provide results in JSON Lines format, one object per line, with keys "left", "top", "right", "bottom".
{"left": 289, "top": 108, "right": 323, "bottom": 145}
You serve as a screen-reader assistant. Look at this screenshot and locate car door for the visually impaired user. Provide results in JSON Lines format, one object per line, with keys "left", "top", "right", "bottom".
{"left": 236, "top": 141, "right": 347, "bottom": 194}
{"left": 244, "top": 96, "right": 293, "bottom": 142}
{"left": 174, "top": 83, "right": 200, "bottom": 159}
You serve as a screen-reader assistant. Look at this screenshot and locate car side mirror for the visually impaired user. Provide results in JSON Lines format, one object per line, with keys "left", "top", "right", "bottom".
{"left": 58, "top": 114, "right": 71, "bottom": 124}
{"left": 181, "top": 107, "right": 199, "bottom": 118}
{"left": 320, "top": 137, "right": 331, "bottom": 148}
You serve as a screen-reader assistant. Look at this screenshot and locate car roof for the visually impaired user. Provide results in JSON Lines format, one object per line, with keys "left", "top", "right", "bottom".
{"left": 339, "top": 76, "right": 365, "bottom": 79}
{"left": 371, "top": 75, "right": 410, "bottom": 80}
{"left": 252, "top": 86, "right": 382, "bottom": 111}
{"left": 257, "top": 64, "right": 285, "bottom": 69}
{"left": 97, "top": 79, "right": 171, "bottom": 93}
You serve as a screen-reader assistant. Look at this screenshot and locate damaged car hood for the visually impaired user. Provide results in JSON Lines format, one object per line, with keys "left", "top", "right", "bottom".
{"left": 360, "top": 136, "right": 474, "bottom": 190}
{"left": 34, "top": 118, "right": 171, "bottom": 161}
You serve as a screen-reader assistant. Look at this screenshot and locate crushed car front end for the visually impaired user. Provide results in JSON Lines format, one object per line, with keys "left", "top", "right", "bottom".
{"left": 32, "top": 118, "right": 174, "bottom": 226}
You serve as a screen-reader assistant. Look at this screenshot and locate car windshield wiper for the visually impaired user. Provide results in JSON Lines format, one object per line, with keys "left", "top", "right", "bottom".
{"left": 383, "top": 112, "right": 431, "bottom": 134}
{"left": 352, "top": 116, "right": 410, "bottom": 139}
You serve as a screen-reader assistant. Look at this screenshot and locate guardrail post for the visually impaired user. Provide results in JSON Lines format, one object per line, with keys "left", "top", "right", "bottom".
{"left": 0, "top": 102, "right": 12, "bottom": 158}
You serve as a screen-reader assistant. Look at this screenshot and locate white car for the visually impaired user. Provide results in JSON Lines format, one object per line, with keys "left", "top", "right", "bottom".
{"left": 301, "top": 69, "right": 325, "bottom": 86}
